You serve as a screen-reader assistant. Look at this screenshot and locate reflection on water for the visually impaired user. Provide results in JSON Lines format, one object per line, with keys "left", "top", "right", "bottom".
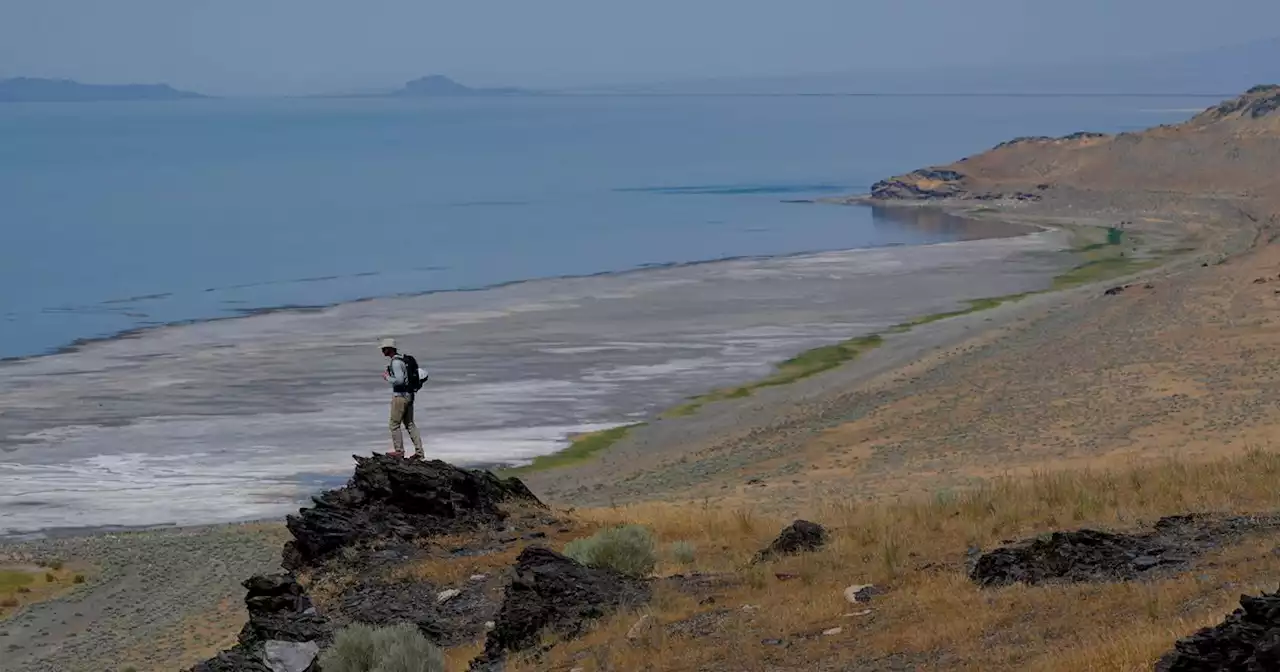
{"left": 869, "top": 205, "right": 1033, "bottom": 240}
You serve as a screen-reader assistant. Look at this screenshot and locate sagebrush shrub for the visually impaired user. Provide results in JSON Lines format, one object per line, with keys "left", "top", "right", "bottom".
{"left": 564, "top": 524, "right": 657, "bottom": 577}
{"left": 669, "top": 540, "right": 696, "bottom": 565}
{"left": 318, "top": 622, "right": 445, "bottom": 672}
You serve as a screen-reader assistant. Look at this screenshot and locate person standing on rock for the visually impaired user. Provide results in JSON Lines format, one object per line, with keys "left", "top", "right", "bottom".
{"left": 380, "top": 338, "right": 426, "bottom": 459}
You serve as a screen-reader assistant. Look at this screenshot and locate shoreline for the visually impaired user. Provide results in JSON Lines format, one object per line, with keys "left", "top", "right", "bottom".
{"left": 0, "top": 199, "right": 1196, "bottom": 672}
{"left": 508, "top": 205, "right": 1182, "bottom": 480}
{"left": 0, "top": 216, "right": 1068, "bottom": 538}
{"left": 0, "top": 210, "right": 1035, "bottom": 366}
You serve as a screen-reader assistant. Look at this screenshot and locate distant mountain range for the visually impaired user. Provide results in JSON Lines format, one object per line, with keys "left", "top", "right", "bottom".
{"left": 391, "top": 75, "right": 527, "bottom": 97}
{"left": 0, "top": 77, "right": 205, "bottom": 103}
{"left": 7, "top": 36, "right": 1278, "bottom": 103}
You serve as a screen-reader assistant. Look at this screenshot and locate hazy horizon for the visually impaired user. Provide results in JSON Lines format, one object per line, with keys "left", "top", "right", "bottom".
{"left": 3, "top": 1, "right": 1280, "bottom": 96}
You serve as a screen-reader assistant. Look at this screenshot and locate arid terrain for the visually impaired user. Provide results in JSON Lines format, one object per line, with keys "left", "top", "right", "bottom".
{"left": 7, "top": 86, "right": 1280, "bottom": 672}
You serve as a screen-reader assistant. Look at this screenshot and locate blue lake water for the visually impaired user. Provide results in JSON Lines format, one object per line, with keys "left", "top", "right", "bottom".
{"left": 0, "top": 94, "right": 1214, "bottom": 360}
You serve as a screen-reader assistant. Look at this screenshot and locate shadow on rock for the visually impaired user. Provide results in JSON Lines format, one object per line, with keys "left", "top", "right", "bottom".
{"left": 283, "top": 454, "right": 542, "bottom": 570}
{"left": 470, "top": 546, "right": 650, "bottom": 670}
{"left": 332, "top": 573, "right": 500, "bottom": 648}
{"left": 189, "top": 574, "right": 331, "bottom": 672}
{"left": 1156, "top": 588, "right": 1280, "bottom": 671}
{"left": 970, "top": 514, "right": 1280, "bottom": 587}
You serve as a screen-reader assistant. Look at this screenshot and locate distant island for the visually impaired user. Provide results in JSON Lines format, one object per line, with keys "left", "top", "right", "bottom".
{"left": 0, "top": 77, "right": 205, "bottom": 103}
{"left": 390, "top": 75, "right": 528, "bottom": 97}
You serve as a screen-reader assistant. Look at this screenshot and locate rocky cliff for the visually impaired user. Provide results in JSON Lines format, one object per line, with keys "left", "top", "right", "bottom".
{"left": 188, "top": 455, "right": 653, "bottom": 672}
{"left": 282, "top": 454, "right": 540, "bottom": 570}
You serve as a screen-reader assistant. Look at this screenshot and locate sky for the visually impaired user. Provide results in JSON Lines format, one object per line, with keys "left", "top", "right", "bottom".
{"left": 2, "top": 1, "right": 1280, "bottom": 96}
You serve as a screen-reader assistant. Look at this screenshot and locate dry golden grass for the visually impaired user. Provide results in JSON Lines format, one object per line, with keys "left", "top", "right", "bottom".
{"left": 389, "top": 523, "right": 599, "bottom": 588}
{"left": 500, "top": 449, "right": 1280, "bottom": 671}
{"left": 120, "top": 596, "right": 246, "bottom": 672}
{"left": 0, "top": 563, "right": 84, "bottom": 620}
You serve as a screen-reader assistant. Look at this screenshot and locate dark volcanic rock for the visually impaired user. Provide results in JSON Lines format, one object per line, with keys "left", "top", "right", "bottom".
{"left": 1156, "top": 589, "right": 1280, "bottom": 672}
{"left": 971, "top": 515, "right": 1280, "bottom": 588}
{"left": 471, "top": 546, "right": 650, "bottom": 669}
{"left": 753, "top": 520, "right": 828, "bottom": 563}
{"left": 189, "top": 574, "right": 330, "bottom": 672}
{"left": 970, "top": 529, "right": 1173, "bottom": 587}
{"left": 334, "top": 576, "right": 498, "bottom": 647}
{"left": 283, "top": 454, "right": 542, "bottom": 570}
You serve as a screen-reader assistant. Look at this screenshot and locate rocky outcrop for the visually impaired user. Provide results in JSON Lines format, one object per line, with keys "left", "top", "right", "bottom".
{"left": 1155, "top": 589, "right": 1280, "bottom": 671}
{"left": 869, "top": 168, "right": 968, "bottom": 200}
{"left": 283, "top": 455, "right": 543, "bottom": 570}
{"left": 866, "top": 130, "right": 1114, "bottom": 202}
{"left": 189, "top": 574, "right": 330, "bottom": 672}
{"left": 1192, "top": 84, "right": 1280, "bottom": 123}
{"left": 471, "top": 546, "right": 650, "bottom": 669}
{"left": 969, "top": 529, "right": 1179, "bottom": 587}
{"left": 992, "top": 131, "right": 1109, "bottom": 150}
{"left": 334, "top": 574, "right": 499, "bottom": 647}
{"left": 752, "top": 520, "right": 828, "bottom": 563}
{"left": 970, "top": 514, "right": 1280, "bottom": 587}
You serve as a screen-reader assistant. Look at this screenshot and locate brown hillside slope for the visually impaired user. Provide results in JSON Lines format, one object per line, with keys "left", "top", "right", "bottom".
{"left": 502, "top": 88, "right": 1280, "bottom": 670}
{"left": 869, "top": 85, "right": 1280, "bottom": 223}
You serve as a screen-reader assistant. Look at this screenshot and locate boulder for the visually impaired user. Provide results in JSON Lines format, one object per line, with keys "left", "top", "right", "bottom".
{"left": 238, "top": 574, "right": 330, "bottom": 644}
{"left": 283, "top": 454, "right": 542, "bottom": 570}
{"left": 189, "top": 574, "right": 330, "bottom": 672}
{"left": 843, "top": 584, "right": 877, "bottom": 604}
{"left": 471, "top": 546, "right": 650, "bottom": 669}
{"left": 969, "top": 529, "right": 1174, "bottom": 587}
{"left": 263, "top": 641, "right": 322, "bottom": 672}
{"left": 1156, "top": 589, "right": 1280, "bottom": 671}
{"left": 753, "top": 520, "right": 828, "bottom": 563}
{"left": 972, "top": 515, "right": 1280, "bottom": 588}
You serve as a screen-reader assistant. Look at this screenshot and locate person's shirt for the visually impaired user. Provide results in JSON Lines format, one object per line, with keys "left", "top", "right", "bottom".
{"left": 387, "top": 355, "right": 412, "bottom": 398}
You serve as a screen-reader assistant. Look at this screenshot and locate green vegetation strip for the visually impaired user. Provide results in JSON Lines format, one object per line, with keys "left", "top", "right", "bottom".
{"left": 0, "top": 569, "right": 35, "bottom": 593}
{"left": 500, "top": 423, "right": 644, "bottom": 475}
{"left": 886, "top": 295, "right": 1028, "bottom": 334}
{"left": 665, "top": 334, "right": 884, "bottom": 418}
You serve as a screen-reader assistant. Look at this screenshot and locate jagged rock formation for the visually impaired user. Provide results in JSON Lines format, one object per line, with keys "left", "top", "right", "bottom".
{"left": 1190, "top": 84, "right": 1280, "bottom": 124}
{"left": 969, "top": 528, "right": 1179, "bottom": 587}
{"left": 333, "top": 572, "right": 500, "bottom": 647}
{"left": 1155, "top": 589, "right": 1280, "bottom": 671}
{"left": 970, "top": 514, "right": 1280, "bottom": 587}
{"left": 470, "top": 546, "right": 651, "bottom": 670}
{"left": 282, "top": 455, "right": 543, "bottom": 570}
{"left": 195, "top": 456, "right": 549, "bottom": 669}
{"left": 189, "top": 574, "right": 330, "bottom": 672}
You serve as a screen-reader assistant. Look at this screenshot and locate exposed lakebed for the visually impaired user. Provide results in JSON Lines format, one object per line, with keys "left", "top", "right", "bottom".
{"left": 0, "top": 212, "right": 1075, "bottom": 537}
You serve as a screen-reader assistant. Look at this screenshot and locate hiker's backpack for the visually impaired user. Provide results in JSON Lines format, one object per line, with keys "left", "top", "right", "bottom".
{"left": 400, "top": 353, "right": 427, "bottom": 393}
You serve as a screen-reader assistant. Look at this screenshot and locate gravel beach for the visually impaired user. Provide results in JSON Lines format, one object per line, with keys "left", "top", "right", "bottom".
{"left": 0, "top": 524, "right": 287, "bottom": 672}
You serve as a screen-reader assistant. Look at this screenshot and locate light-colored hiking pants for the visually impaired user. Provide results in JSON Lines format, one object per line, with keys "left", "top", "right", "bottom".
{"left": 389, "top": 395, "right": 424, "bottom": 457}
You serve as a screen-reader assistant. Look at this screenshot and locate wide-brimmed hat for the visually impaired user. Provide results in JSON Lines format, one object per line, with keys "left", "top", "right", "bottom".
{"left": 379, "top": 338, "right": 397, "bottom": 350}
